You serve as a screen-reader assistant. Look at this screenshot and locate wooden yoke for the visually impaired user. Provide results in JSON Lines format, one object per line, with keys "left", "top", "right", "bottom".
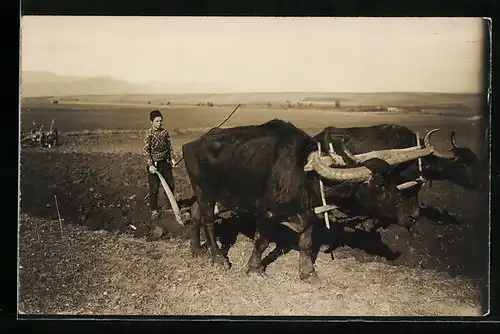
{"left": 317, "top": 142, "right": 331, "bottom": 229}
{"left": 416, "top": 132, "right": 425, "bottom": 183}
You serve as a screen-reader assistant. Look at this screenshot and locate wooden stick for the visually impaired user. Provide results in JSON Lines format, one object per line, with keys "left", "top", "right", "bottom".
{"left": 416, "top": 132, "right": 423, "bottom": 175}
{"left": 53, "top": 195, "right": 63, "bottom": 238}
{"left": 415, "top": 132, "right": 426, "bottom": 183}
{"left": 154, "top": 171, "right": 184, "bottom": 226}
{"left": 317, "top": 142, "right": 330, "bottom": 229}
{"left": 49, "top": 118, "right": 55, "bottom": 132}
{"left": 314, "top": 204, "right": 338, "bottom": 215}
{"left": 328, "top": 142, "right": 335, "bottom": 154}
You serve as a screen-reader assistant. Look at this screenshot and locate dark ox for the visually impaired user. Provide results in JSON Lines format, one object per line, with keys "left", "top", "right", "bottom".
{"left": 313, "top": 124, "right": 484, "bottom": 231}
{"left": 314, "top": 124, "right": 484, "bottom": 191}
{"left": 182, "top": 119, "right": 436, "bottom": 280}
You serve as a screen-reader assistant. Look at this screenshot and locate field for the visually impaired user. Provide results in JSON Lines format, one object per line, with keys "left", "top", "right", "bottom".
{"left": 18, "top": 93, "right": 490, "bottom": 316}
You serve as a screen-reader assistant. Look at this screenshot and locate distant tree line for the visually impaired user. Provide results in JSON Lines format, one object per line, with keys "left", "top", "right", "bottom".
{"left": 197, "top": 102, "right": 217, "bottom": 107}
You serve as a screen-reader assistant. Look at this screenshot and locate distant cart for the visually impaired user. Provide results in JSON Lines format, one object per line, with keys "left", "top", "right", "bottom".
{"left": 21, "top": 118, "right": 59, "bottom": 148}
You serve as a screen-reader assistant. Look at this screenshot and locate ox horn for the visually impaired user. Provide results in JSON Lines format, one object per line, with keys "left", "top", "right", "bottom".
{"left": 450, "top": 130, "right": 458, "bottom": 149}
{"left": 305, "top": 143, "right": 345, "bottom": 171}
{"left": 327, "top": 146, "right": 426, "bottom": 167}
{"left": 306, "top": 151, "right": 372, "bottom": 183}
{"left": 304, "top": 154, "right": 338, "bottom": 171}
{"left": 341, "top": 131, "right": 435, "bottom": 166}
{"left": 424, "top": 129, "right": 457, "bottom": 160}
{"left": 328, "top": 140, "right": 433, "bottom": 167}
{"left": 305, "top": 131, "right": 438, "bottom": 183}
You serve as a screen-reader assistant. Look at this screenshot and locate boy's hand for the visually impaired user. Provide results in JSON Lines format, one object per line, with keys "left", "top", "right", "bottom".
{"left": 149, "top": 165, "right": 157, "bottom": 174}
{"left": 171, "top": 158, "right": 177, "bottom": 168}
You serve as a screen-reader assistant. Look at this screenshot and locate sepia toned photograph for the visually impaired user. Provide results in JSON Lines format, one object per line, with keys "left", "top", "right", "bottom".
{"left": 18, "top": 16, "right": 490, "bottom": 317}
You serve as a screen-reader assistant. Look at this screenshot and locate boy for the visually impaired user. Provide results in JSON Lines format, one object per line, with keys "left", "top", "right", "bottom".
{"left": 142, "top": 109, "right": 177, "bottom": 220}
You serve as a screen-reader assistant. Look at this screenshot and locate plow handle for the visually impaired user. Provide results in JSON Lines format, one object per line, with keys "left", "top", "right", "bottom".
{"left": 154, "top": 170, "right": 184, "bottom": 226}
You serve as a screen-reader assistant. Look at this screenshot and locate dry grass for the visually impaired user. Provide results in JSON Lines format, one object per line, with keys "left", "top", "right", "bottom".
{"left": 18, "top": 213, "right": 483, "bottom": 317}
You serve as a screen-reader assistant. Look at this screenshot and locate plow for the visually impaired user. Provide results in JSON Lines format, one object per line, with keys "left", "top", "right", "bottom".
{"left": 21, "top": 118, "right": 59, "bottom": 149}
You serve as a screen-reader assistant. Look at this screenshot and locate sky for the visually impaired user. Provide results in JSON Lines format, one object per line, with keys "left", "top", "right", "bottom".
{"left": 20, "top": 16, "right": 487, "bottom": 93}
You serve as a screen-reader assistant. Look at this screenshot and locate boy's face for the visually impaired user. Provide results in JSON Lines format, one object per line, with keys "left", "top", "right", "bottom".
{"left": 151, "top": 116, "right": 163, "bottom": 130}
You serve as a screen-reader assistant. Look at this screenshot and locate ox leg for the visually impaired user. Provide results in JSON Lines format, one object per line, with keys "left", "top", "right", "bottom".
{"left": 199, "top": 200, "right": 231, "bottom": 270}
{"left": 246, "top": 218, "right": 270, "bottom": 277}
{"left": 189, "top": 201, "right": 208, "bottom": 257}
{"left": 296, "top": 214, "right": 317, "bottom": 281}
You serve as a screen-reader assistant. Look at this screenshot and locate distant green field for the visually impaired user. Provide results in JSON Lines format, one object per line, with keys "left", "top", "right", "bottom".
{"left": 19, "top": 102, "right": 483, "bottom": 136}
{"left": 21, "top": 91, "right": 483, "bottom": 112}
{"left": 19, "top": 104, "right": 241, "bottom": 133}
{"left": 18, "top": 91, "right": 486, "bottom": 135}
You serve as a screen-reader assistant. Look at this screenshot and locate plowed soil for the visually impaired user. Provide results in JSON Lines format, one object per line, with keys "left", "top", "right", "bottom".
{"left": 20, "top": 125, "right": 489, "bottom": 279}
{"left": 18, "top": 110, "right": 490, "bottom": 316}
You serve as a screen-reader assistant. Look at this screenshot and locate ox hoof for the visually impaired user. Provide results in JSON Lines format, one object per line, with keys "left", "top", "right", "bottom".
{"left": 300, "top": 270, "right": 319, "bottom": 283}
{"left": 387, "top": 251, "right": 402, "bottom": 262}
{"left": 190, "top": 247, "right": 207, "bottom": 258}
{"left": 190, "top": 241, "right": 209, "bottom": 257}
{"left": 211, "top": 255, "right": 231, "bottom": 270}
{"left": 246, "top": 266, "right": 267, "bottom": 278}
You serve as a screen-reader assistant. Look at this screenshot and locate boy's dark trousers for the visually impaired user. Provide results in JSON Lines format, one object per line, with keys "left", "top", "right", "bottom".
{"left": 147, "top": 160, "right": 175, "bottom": 211}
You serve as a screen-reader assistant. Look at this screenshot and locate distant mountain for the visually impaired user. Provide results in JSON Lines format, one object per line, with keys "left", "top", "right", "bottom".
{"left": 20, "top": 71, "right": 235, "bottom": 97}
{"left": 20, "top": 71, "right": 155, "bottom": 97}
{"left": 21, "top": 71, "right": 84, "bottom": 83}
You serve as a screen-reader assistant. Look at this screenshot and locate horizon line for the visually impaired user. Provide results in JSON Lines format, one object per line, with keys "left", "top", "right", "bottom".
{"left": 21, "top": 91, "right": 483, "bottom": 99}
